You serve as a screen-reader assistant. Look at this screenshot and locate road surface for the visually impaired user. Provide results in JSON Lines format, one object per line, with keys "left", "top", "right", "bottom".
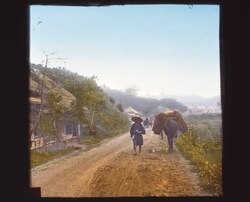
{"left": 31, "top": 128, "right": 210, "bottom": 197}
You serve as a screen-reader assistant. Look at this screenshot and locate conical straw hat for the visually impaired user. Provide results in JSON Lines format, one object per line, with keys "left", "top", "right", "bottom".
{"left": 131, "top": 116, "right": 143, "bottom": 123}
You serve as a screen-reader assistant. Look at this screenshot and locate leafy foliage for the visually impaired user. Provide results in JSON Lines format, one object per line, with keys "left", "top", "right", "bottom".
{"left": 30, "top": 63, "right": 130, "bottom": 139}
{"left": 39, "top": 114, "right": 56, "bottom": 137}
{"left": 47, "top": 92, "right": 65, "bottom": 119}
{"left": 176, "top": 128, "right": 222, "bottom": 195}
{"left": 116, "top": 103, "right": 124, "bottom": 112}
{"left": 185, "top": 113, "right": 222, "bottom": 141}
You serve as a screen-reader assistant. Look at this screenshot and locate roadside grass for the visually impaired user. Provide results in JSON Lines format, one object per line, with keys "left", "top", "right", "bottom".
{"left": 176, "top": 128, "right": 222, "bottom": 196}
{"left": 31, "top": 129, "right": 128, "bottom": 168}
{"left": 81, "top": 130, "right": 124, "bottom": 145}
{"left": 30, "top": 146, "right": 81, "bottom": 168}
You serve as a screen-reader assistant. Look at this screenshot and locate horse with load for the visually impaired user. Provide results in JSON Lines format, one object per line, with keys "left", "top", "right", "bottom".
{"left": 152, "top": 110, "right": 188, "bottom": 153}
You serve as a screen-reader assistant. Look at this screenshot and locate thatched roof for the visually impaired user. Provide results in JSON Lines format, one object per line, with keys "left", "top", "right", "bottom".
{"left": 29, "top": 69, "right": 76, "bottom": 110}
{"left": 29, "top": 78, "right": 39, "bottom": 93}
{"left": 125, "top": 107, "right": 140, "bottom": 115}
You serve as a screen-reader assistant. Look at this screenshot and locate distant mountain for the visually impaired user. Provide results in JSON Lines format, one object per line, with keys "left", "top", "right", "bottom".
{"left": 102, "top": 87, "right": 188, "bottom": 115}
{"left": 170, "top": 95, "right": 221, "bottom": 107}
{"left": 104, "top": 86, "right": 220, "bottom": 106}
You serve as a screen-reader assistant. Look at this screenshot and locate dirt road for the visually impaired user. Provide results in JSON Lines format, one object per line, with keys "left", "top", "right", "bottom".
{"left": 31, "top": 128, "right": 211, "bottom": 197}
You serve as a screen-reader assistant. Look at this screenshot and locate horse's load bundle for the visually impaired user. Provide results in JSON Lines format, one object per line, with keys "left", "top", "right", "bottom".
{"left": 163, "top": 110, "right": 175, "bottom": 116}
{"left": 152, "top": 110, "right": 188, "bottom": 153}
{"left": 163, "top": 110, "right": 188, "bottom": 133}
{"left": 152, "top": 110, "right": 188, "bottom": 134}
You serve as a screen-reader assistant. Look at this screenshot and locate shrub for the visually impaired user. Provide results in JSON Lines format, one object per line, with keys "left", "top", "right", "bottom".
{"left": 176, "top": 128, "right": 222, "bottom": 195}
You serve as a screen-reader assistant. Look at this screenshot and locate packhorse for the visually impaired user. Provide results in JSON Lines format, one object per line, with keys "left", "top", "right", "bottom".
{"left": 152, "top": 110, "right": 188, "bottom": 152}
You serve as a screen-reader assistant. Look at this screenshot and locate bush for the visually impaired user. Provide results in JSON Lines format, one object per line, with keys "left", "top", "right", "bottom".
{"left": 176, "top": 128, "right": 222, "bottom": 195}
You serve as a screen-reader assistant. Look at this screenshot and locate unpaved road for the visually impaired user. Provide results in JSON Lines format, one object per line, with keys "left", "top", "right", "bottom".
{"left": 31, "top": 128, "right": 211, "bottom": 197}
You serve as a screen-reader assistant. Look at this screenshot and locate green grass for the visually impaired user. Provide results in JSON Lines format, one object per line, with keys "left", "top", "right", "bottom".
{"left": 31, "top": 129, "right": 128, "bottom": 168}
{"left": 176, "top": 129, "right": 222, "bottom": 196}
{"left": 81, "top": 135, "right": 105, "bottom": 145}
{"left": 31, "top": 146, "right": 81, "bottom": 168}
{"left": 81, "top": 130, "right": 123, "bottom": 145}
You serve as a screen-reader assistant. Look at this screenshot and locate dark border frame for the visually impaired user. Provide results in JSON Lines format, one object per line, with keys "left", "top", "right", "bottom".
{"left": 4, "top": 0, "right": 250, "bottom": 202}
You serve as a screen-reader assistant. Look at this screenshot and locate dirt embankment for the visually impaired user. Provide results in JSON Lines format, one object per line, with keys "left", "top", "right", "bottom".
{"left": 31, "top": 128, "right": 211, "bottom": 197}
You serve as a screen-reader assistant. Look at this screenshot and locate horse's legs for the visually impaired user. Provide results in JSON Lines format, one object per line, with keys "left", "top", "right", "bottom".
{"left": 167, "top": 135, "right": 174, "bottom": 153}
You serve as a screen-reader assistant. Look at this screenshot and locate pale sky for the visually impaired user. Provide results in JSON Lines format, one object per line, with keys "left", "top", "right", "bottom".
{"left": 29, "top": 4, "right": 220, "bottom": 99}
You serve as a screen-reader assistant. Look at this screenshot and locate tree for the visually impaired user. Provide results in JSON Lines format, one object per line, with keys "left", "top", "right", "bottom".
{"left": 56, "top": 73, "right": 107, "bottom": 132}
{"left": 39, "top": 114, "right": 56, "bottom": 151}
{"left": 82, "top": 78, "right": 107, "bottom": 130}
{"left": 116, "top": 103, "right": 124, "bottom": 112}
{"left": 29, "top": 52, "right": 52, "bottom": 147}
{"left": 109, "top": 97, "right": 115, "bottom": 105}
{"left": 31, "top": 64, "right": 132, "bottom": 139}
{"left": 29, "top": 52, "right": 67, "bottom": 148}
{"left": 46, "top": 92, "right": 65, "bottom": 148}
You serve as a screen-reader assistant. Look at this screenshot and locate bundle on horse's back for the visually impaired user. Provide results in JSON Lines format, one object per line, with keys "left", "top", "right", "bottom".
{"left": 153, "top": 110, "right": 188, "bottom": 153}
{"left": 152, "top": 113, "right": 165, "bottom": 134}
{"left": 153, "top": 110, "right": 188, "bottom": 134}
{"left": 173, "top": 111, "right": 188, "bottom": 133}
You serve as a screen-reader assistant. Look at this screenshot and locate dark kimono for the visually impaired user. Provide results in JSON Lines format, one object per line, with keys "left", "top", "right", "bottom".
{"left": 130, "top": 122, "right": 146, "bottom": 146}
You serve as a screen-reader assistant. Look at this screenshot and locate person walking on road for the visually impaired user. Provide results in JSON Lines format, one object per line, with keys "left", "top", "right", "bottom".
{"left": 130, "top": 115, "right": 146, "bottom": 155}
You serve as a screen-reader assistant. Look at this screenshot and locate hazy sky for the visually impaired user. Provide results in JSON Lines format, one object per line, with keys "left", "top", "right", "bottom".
{"left": 30, "top": 4, "right": 220, "bottom": 98}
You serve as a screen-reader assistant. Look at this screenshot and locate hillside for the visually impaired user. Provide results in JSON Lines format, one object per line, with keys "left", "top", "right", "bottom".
{"left": 102, "top": 87, "right": 188, "bottom": 115}
{"left": 29, "top": 63, "right": 131, "bottom": 137}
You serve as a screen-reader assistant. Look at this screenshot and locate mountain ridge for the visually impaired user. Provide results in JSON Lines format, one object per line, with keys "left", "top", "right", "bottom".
{"left": 102, "top": 86, "right": 220, "bottom": 108}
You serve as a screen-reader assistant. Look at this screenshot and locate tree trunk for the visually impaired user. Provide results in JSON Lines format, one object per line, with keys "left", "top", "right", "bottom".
{"left": 76, "top": 123, "right": 81, "bottom": 143}
{"left": 77, "top": 124, "right": 81, "bottom": 136}
{"left": 90, "top": 110, "right": 95, "bottom": 129}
